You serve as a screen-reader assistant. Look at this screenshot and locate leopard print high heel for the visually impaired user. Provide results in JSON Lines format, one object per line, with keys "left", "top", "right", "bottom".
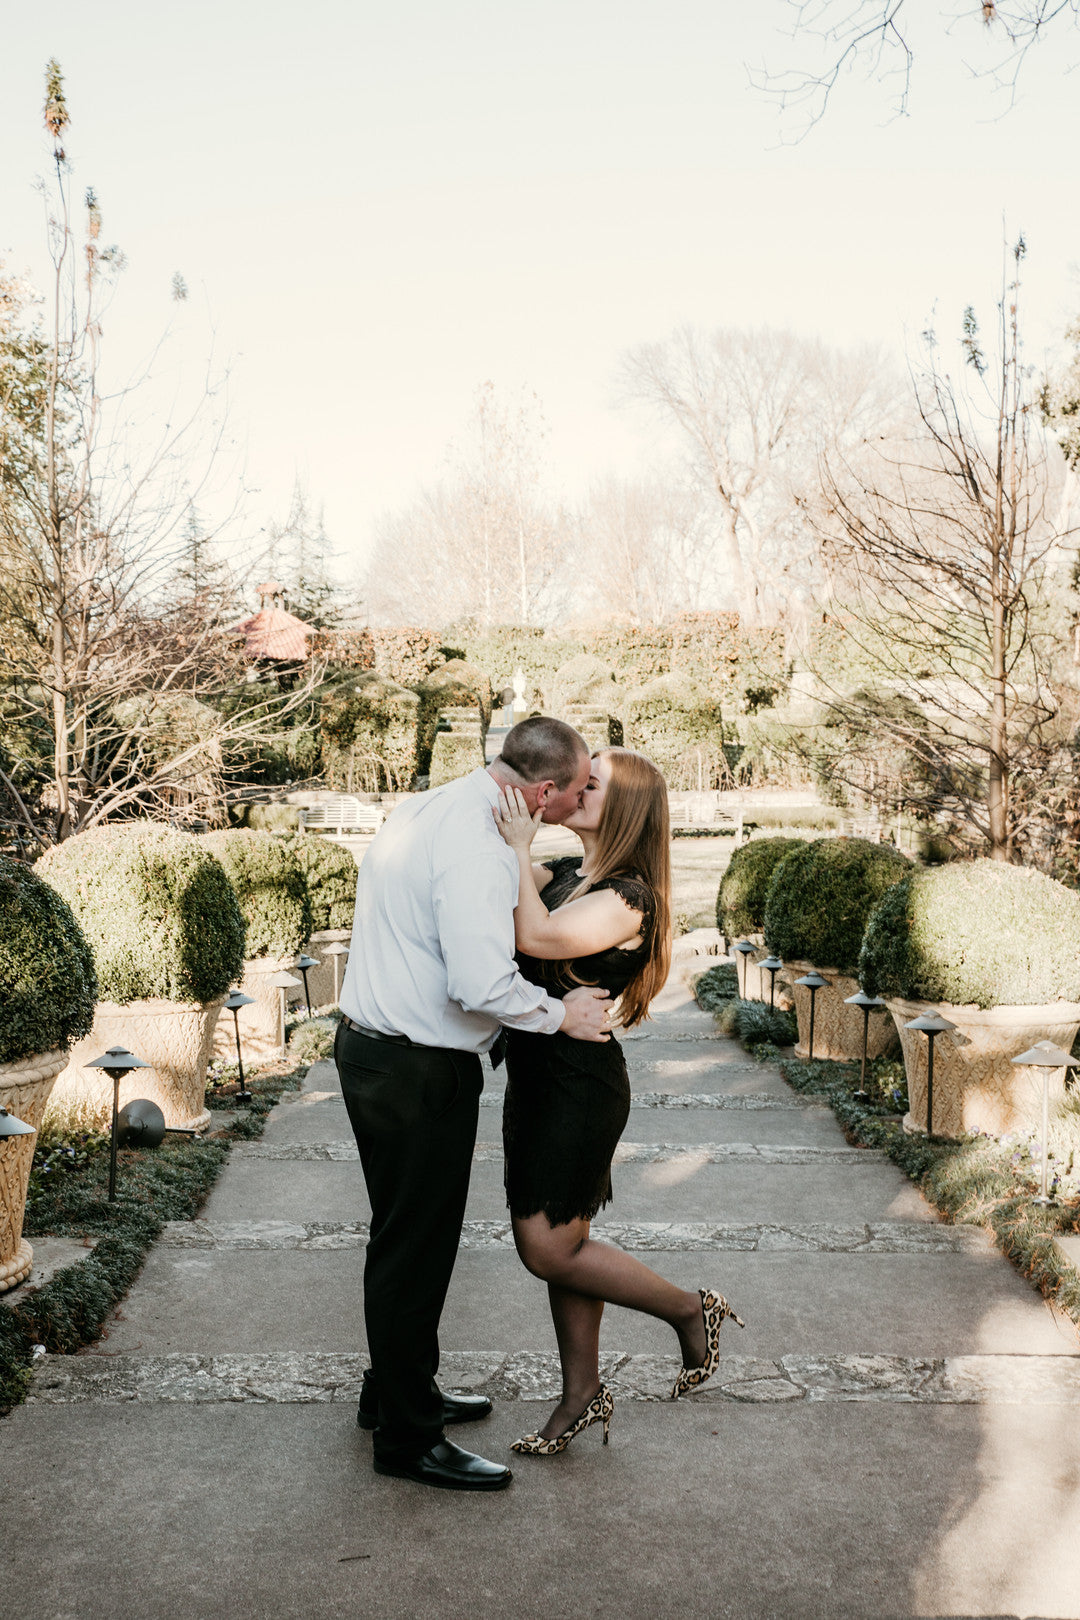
{"left": 510, "top": 1384, "right": 614, "bottom": 1455}
{"left": 670, "top": 1287, "right": 746, "bottom": 1400}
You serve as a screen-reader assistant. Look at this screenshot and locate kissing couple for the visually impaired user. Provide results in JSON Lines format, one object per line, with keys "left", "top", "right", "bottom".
{"left": 333, "top": 716, "right": 744, "bottom": 1491}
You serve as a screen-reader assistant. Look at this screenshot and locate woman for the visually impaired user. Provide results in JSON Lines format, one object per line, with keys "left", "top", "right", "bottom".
{"left": 494, "top": 746, "right": 744, "bottom": 1457}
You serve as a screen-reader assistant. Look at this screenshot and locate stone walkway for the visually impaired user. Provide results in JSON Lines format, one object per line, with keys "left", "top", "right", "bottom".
{"left": 3, "top": 968, "right": 1080, "bottom": 1619}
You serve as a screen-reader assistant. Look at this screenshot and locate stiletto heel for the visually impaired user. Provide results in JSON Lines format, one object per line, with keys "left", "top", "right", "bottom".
{"left": 671, "top": 1287, "right": 745, "bottom": 1400}
{"left": 511, "top": 1385, "right": 615, "bottom": 1456}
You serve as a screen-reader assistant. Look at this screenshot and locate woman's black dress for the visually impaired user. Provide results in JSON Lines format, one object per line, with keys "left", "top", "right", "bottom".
{"left": 502, "top": 856, "right": 655, "bottom": 1227}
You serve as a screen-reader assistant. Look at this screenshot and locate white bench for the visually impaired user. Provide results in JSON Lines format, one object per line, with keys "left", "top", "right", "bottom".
{"left": 299, "top": 797, "right": 385, "bottom": 836}
{"left": 668, "top": 795, "right": 744, "bottom": 843}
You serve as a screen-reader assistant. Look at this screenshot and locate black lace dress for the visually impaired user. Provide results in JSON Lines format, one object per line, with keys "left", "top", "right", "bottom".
{"left": 502, "top": 855, "right": 655, "bottom": 1227}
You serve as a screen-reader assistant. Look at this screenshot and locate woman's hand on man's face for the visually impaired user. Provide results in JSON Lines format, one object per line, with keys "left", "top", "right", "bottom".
{"left": 494, "top": 786, "right": 543, "bottom": 851}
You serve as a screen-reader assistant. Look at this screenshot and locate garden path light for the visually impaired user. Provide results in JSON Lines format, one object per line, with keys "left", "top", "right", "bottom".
{"left": 296, "top": 955, "right": 319, "bottom": 1015}
{"left": 903, "top": 1012, "right": 957, "bottom": 1139}
{"left": 0, "top": 1107, "right": 34, "bottom": 1139}
{"left": 85, "top": 1047, "right": 150, "bottom": 1201}
{"left": 795, "top": 971, "right": 829, "bottom": 1062}
{"left": 223, "top": 990, "right": 256, "bottom": 1102}
{"left": 1010, "top": 1041, "right": 1080, "bottom": 1206}
{"left": 731, "top": 939, "right": 755, "bottom": 999}
{"left": 322, "top": 941, "right": 349, "bottom": 1005}
{"left": 844, "top": 991, "right": 887, "bottom": 1101}
{"left": 760, "top": 955, "right": 783, "bottom": 1011}
{"left": 267, "top": 971, "right": 303, "bottom": 1055}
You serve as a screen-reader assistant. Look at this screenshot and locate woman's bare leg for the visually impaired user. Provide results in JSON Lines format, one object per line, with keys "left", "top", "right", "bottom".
{"left": 513, "top": 1213, "right": 710, "bottom": 1438}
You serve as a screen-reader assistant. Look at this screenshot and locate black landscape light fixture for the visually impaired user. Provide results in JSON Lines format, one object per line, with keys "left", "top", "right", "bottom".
{"left": 85, "top": 1047, "right": 150, "bottom": 1201}
{"left": 223, "top": 989, "right": 255, "bottom": 1102}
{"left": 731, "top": 939, "right": 755, "bottom": 999}
{"left": 844, "top": 991, "right": 888, "bottom": 1102}
{"left": 794, "top": 971, "right": 829, "bottom": 1062}
{"left": 296, "top": 954, "right": 319, "bottom": 1015}
{"left": 760, "top": 955, "right": 784, "bottom": 1012}
{"left": 267, "top": 970, "right": 303, "bottom": 1054}
{"left": 0, "top": 1106, "right": 35, "bottom": 1140}
{"left": 322, "top": 941, "right": 349, "bottom": 1005}
{"left": 1010, "top": 1041, "right": 1080, "bottom": 1206}
{"left": 903, "top": 1011, "right": 957, "bottom": 1139}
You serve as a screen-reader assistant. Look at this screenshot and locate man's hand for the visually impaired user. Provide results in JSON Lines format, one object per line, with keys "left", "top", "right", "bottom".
{"left": 560, "top": 986, "right": 612, "bottom": 1042}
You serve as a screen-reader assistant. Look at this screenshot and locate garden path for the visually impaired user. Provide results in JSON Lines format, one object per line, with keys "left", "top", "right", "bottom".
{"left": 3, "top": 963, "right": 1080, "bottom": 1619}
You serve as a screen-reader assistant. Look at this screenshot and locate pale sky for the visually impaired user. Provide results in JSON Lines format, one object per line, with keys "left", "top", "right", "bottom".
{"left": 1, "top": 2, "right": 1078, "bottom": 590}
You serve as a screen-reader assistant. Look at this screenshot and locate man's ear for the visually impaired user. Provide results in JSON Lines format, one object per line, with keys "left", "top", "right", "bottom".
{"left": 534, "top": 780, "right": 555, "bottom": 808}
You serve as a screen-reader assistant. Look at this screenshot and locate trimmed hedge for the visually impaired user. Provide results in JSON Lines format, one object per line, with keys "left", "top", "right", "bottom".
{"left": 320, "top": 674, "right": 425, "bottom": 792}
{"left": 623, "top": 675, "right": 724, "bottom": 788}
{"left": 428, "top": 731, "right": 485, "bottom": 787}
{"left": 859, "top": 859, "right": 1080, "bottom": 1007}
{"left": 38, "top": 825, "right": 245, "bottom": 1006}
{"left": 764, "top": 836, "right": 910, "bottom": 975}
{"left": 0, "top": 855, "right": 97, "bottom": 1063}
{"left": 285, "top": 833, "right": 356, "bottom": 932}
{"left": 717, "top": 836, "right": 802, "bottom": 938}
{"left": 202, "top": 829, "right": 312, "bottom": 959}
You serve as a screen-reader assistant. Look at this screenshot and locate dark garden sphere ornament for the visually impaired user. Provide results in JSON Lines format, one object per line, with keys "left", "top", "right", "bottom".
{"left": 116, "top": 1098, "right": 168, "bottom": 1150}
{"left": 322, "top": 941, "right": 349, "bottom": 1005}
{"left": 732, "top": 939, "right": 756, "bottom": 999}
{"left": 85, "top": 1046, "right": 150, "bottom": 1202}
{"left": 760, "top": 955, "right": 784, "bottom": 1012}
{"left": 903, "top": 1012, "right": 957, "bottom": 1140}
{"left": 296, "top": 954, "right": 319, "bottom": 1016}
{"left": 1010, "top": 1041, "right": 1080, "bottom": 1206}
{"left": 844, "top": 991, "right": 888, "bottom": 1102}
{"left": 223, "top": 989, "right": 256, "bottom": 1103}
{"left": 794, "top": 971, "right": 830, "bottom": 1063}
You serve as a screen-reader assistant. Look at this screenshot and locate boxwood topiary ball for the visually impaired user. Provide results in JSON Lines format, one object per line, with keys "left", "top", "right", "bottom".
{"left": 285, "top": 833, "right": 356, "bottom": 933}
{"left": 36, "top": 824, "right": 245, "bottom": 1007}
{"left": 716, "top": 837, "right": 803, "bottom": 939}
{"left": 0, "top": 854, "right": 98, "bottom": 1064}
{"left": 859, "top": 859, "right": 1080, "bottom": 1008}
{"left": 764, "top": 837, "right": 911, "bottom": 976}
{"left": 202, "top": 829, "right": 313, "bottom": 959}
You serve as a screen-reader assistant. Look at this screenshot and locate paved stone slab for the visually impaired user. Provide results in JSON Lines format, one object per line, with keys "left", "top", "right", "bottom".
{"left": 159, "top": 1217, "right": 989, "bottom": 1254}
{"left": 232, "top": 1138, "right": 883, "bottom": 1165}
{"left": 0, "top": 1235, "right": 99, "bottom": 1308}
{"left": 27, "top": 1348, "right": 1080, "bottom": 1406}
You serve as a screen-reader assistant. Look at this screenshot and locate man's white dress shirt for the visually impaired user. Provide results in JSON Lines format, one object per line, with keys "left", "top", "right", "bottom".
{"left": 339, "top": 768, "right": 566, "bottom": 1053}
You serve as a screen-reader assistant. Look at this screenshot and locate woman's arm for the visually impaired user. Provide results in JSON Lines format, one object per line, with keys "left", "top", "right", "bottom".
{"left": 494, "top": 788, "right": 643, "bottom": 959}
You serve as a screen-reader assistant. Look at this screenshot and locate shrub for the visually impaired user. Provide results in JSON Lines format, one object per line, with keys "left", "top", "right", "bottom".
{"left": 288, "top": 1015, "right": 338, "bottom": 1063}
{"left": 428, "top": 732, "right": 485, "bottom": 787}
{"left": 201, "top": 829, "right": 312, "bottom": 959}
{"left": 623, "top": 675, "right": 725, "bottom": 788}
{"left": 764, "top": 837, "right": 910, "bottom": 974}
{"left": 546, "top": 654, "right": 621, "bottom": 711}
{"left": 859, "top": 859, "right": 1080, "bottom": 1008}
{"left": 320, "top": 675, "right": 423, "bottom": 791}
{"left": 421, "top": 659, "right": 493, "bottom": 730}
{"left": 285, "top": 833, "right": 356, "bottom": 932}
{"left": 237, "top": 803, "right": 302, "bottom": 834}
{"left": 717, "top": 836, "right": 803, "bottom": 938}
{"left": 0, "top": 855, "right": 97, "bottom": 1063}
{"left": 36, "top": 825, "right": 244, "bottom": 1007}
{"left": 718, "top": 997, "right": 798, "bottom": 1049}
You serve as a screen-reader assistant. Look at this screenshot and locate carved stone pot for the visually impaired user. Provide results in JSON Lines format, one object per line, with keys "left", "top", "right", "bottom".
{"left": 214, "top": 956, "right": 302, "bottom": 1061}
{"left": 787, "top": 962, "right": 897, "bottom": 1063}
{"left": 0, "top": 1048, "right": 68, "bottom": 1292}
{"left": 52, "top": 998, "right": 225, "bottom": 1135}
{"left": 886, "top": 996, "right": 1080, "bottom": 1140}
{"left": 303, "top": 929, "right": 351, "bottom": 1011}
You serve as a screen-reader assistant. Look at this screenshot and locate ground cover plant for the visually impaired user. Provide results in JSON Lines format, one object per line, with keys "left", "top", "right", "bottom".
{"left": 763, "top": 836, "right": 910, "bottom": 973}
{"left": 0, "top": 1058, "right": 308, "bottom": 1412}
{"left": 37, "top": 824, "right": 245, "bottom": 1005}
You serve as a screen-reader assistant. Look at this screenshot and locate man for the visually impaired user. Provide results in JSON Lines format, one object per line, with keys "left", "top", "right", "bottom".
{"left": 335, "top": 715, "right": 610, "bottom": 1492}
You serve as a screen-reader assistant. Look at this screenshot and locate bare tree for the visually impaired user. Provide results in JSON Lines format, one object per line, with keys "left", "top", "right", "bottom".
{"left": 576, "top": 475, "right": 714, "bottom": 621}
{"left": 809, "top": 239, "right": 1076, "bottom": 861}
{"left": 758, "top": 2, "right": 1080, "bottom": 133}
{"left": 0, "top": 63, "right": 322, "bottom": 850}
{"left": 620, "top": 327, "right": 896, "bottom": 624}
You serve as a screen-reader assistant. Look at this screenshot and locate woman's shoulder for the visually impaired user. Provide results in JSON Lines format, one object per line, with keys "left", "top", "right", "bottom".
{"left": 592, "top": 870, "right": 655, "bottom": 915}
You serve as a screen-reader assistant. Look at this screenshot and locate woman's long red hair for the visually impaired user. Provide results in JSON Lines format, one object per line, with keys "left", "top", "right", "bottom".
{"left": 565, "top": 747, "right": 672, "bottom": 1027}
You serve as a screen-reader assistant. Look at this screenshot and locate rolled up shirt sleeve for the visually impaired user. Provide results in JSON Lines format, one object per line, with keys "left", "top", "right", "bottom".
{"left": 434, "top": 851, "right": 566, "bottom": 1035}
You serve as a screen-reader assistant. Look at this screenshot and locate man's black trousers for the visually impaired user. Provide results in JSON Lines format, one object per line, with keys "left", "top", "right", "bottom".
{"left": 335, "top": 1022, "right": 482, "bottom": 1463}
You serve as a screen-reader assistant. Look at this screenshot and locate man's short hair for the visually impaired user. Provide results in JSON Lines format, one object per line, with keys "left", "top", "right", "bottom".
{"left": 499, "top": 716, "right": 589, "bottom": 790}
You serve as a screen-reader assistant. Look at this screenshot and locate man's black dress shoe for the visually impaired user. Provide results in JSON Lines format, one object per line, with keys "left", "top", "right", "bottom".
{"left": 356, "top": 1392, "right": 493, "bottom": 1431}
{"left": 372, "top": 1439, "right": 512, "bottom": 1491}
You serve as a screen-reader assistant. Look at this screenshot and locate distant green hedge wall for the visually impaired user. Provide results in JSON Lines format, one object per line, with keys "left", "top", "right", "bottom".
{"left": 428, "top": 732, "right": 485, "bottom": 787}
{"left": 764, "top": 837, "right": 910, "bottom": 975}
{"left": 0, "top": 856, "right": 97, "bottom": 1063}
{"left": 38, "top": 825, "right": 245, "bottom": 1005}
{"left": 285, "top": 833, "right": 356, "bottom": 933}
{"left": 859, "top": 859, "right": 1080, "bottom": 1007}
{"left": 623, "top": 675, "right": 724, "bottom": 787}
{"left": 202, "top": 829, "right": 312, "bottom": 959}
{"left": 717, "top": 837, "right": 803, "bottom": 939}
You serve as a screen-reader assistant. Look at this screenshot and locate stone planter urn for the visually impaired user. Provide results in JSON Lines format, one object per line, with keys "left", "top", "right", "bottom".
{"left": 304, "top": 929, "right": 351, "bottom": 1010}
{"left": 0, "top": 1047, "right": 71, "bottom": 1291}
{"left": 787, "top": 962, "right": 897, "bottom": 1063}
{"left": 885, "top": 997, "right": 1080, "bottom": 1140}
{"left": 51, "top": 998, "right": 226, "bottom": 1135}
{"left": 214, "top": 956, "right": 302, "bottom": 1061}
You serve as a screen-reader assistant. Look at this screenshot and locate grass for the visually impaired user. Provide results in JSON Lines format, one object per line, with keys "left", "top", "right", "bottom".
{"left": 694, "top": 962, "right": 1080, "bottom": 1328}
{"left": 0, "top": 1060, "right": 307, "bottom": 1414}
